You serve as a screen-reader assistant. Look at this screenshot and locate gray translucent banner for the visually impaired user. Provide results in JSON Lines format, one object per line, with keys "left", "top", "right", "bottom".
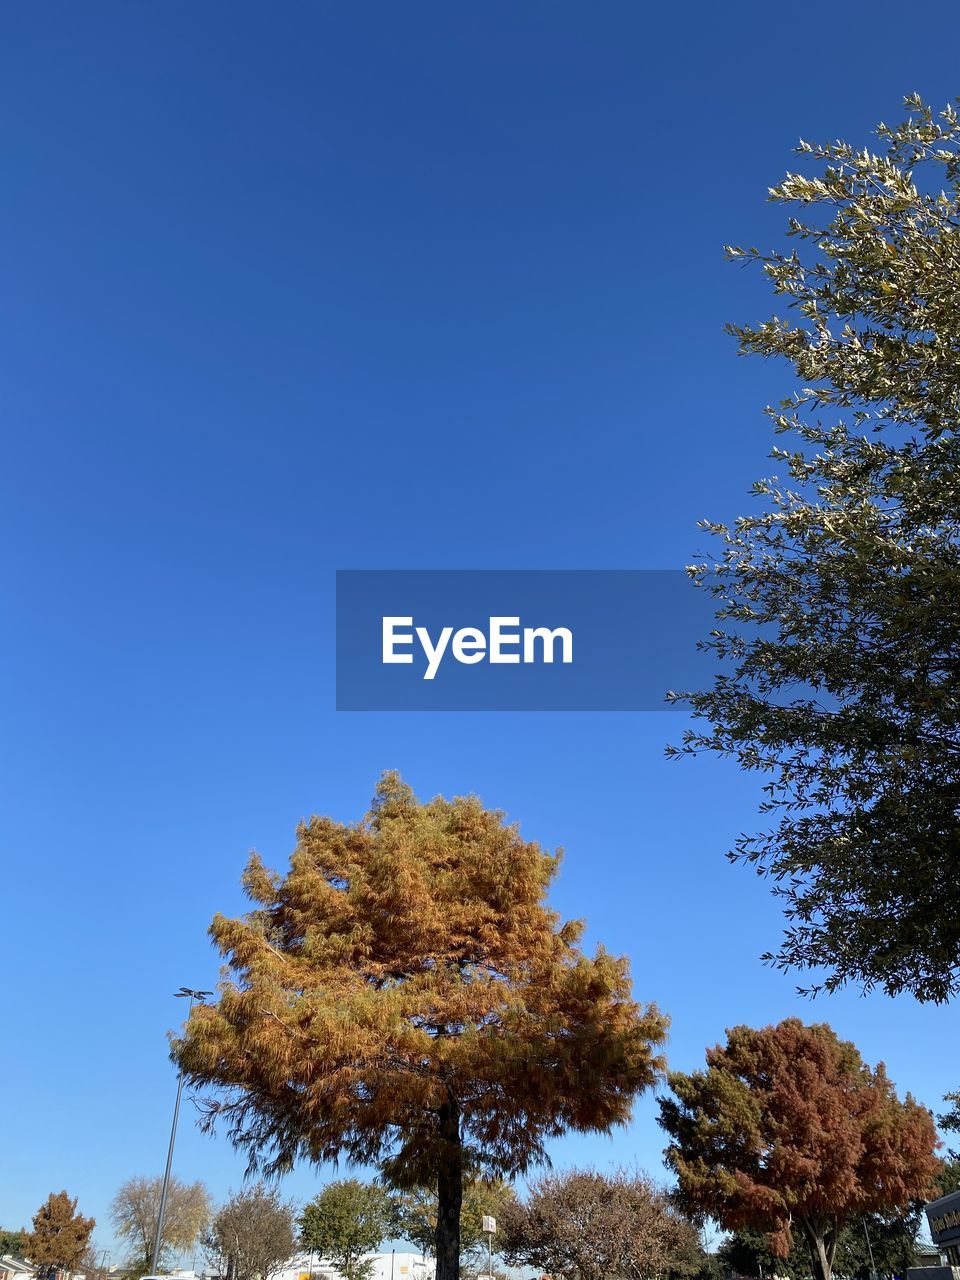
{"left": 336, "top": 570, "right": 721, "bottom": 711}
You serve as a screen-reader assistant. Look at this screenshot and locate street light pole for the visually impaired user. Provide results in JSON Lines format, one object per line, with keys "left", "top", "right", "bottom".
{"left": 863, "top": 1218, "right": 877, "bottom": 1280}
{"left": 149, "top": 987, "right": 211, "bottom": 1276}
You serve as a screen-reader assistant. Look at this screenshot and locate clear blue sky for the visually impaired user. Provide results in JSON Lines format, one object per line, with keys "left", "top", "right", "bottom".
{"left": 2, "top": 0, "right": 958, "bottom": 1259}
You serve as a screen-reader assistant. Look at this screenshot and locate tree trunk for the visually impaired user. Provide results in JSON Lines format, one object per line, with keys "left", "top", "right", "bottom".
{"left": 434, "top": 1095, "right": 463, "bottom": 1280}
{"left": 802, "top": 1223, "right": 836, "bottom": 1280}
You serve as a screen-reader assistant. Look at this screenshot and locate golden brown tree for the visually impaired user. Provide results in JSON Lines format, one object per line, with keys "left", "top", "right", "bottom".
{"left": 23, "top": 1192, "right": 95, "bottom": 1279}
{"left": 174, "top": 773, "right": 668, "bottom": 1280}
{"left": 659, "top": 1019, "right": 941, "bottom": 1280}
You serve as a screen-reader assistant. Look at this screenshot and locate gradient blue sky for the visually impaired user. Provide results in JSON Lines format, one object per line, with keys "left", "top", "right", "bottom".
{"left": 3, "top": 0, "right": 959, "bottom": 1260}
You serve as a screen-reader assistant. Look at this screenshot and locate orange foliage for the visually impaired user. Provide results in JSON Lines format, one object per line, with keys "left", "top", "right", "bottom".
{"left": 660, "top": 1019, "right": 941, "bottom": 1280}
{"left": 175, "top": 773, "right": 667, "bottom": 1280}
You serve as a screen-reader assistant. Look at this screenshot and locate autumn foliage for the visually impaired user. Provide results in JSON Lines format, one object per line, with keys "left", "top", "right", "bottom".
{"left": 659, "top": 1019, "right": 941, "bottom": 1280}
{"left": 175, "top": 773, "right": 667, "bottom": 1280}
{"left": 23, "top": 1192, "right": 95, "bottom": 1279}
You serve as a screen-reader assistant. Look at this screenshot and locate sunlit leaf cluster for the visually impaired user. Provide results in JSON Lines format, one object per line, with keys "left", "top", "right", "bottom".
{"left": 671, "top": 95, "right": 960, "bottom": 1001}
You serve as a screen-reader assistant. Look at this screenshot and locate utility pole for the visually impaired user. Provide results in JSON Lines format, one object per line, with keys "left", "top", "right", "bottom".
{"left": 149, "top": 987, "right": 211, "bottom": 1275}
{"left": 863, "top": 1218, "right": 878, "bottom": 1280}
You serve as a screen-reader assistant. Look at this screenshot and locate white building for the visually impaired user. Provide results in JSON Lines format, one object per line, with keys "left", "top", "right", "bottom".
{"left": 273, "top": 1252, "right": 433, "bottom": 1280}
{"left": 0, "top": 1258, "right": 36, "bottom": 1280}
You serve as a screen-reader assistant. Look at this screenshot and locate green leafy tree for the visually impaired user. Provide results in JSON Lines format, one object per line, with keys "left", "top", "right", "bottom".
{"left": 174, "top": 774, "right": 667, "bottom": 1280}
{"left": 659, "top": 1019, "right": 941, "bottom": 1280}
{"left": 299, "top": 1181, "right": 394, "bottom": 1280}
{"left": 669, "top": 94, "right": 960, "bottom": 1002}
{"left": 690, "top": 1250, "right": 724, "bottom": 1280}
{"left": 110, "top": 1174, "right": 212, "bottom": 1276}
{"left": 933, "top": 1154, "right": 960, "bottom": 1196}
{"left": 833, "top": 1211, "right": 925, "bottom": 1280}
{"left": 22, "top": 1192, "right": 95, "bottom": 1279}
{"left": 206, "top": 1184, "right": 296, "bottom": 1280}
{"left": 714, "top": 1221, "right": 924, "bottom": 1280}
{"left": 713, "top": 1221, "right": 924, "bottom": 1280}
{"left": 0, "top": 1232, "right": 25, "bottom": 1260}
{"left": 716, "top": 1228, "right": 805, "bottom": 1280}
{"left": 940, "top": 1092, "right": 960, "bottom": 1159}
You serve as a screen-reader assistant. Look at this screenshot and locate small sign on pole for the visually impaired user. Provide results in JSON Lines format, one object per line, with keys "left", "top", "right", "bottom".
{"left": 482, "top": 1213, "right": 497, "bottom": 1280}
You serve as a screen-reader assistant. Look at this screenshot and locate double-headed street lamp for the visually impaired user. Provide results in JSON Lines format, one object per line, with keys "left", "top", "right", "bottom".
{"left": 149, "top": 987, "right": 212, "bottom": 1276}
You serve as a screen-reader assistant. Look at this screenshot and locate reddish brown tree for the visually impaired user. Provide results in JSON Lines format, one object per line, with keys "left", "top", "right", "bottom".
{"left": 659, "top": 1019, "right": 941, "bottom": 1280}
{"left": 23, "top": 1192, "right": 95, "bottom": 1279}
{"left": 174, "top": 773, "right": 668, "bottom": 1280}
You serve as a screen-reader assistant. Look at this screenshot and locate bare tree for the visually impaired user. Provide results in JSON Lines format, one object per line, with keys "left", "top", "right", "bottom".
{"left": 501, "top": 1168, "right": 702, "bottom": 1280}
{"left": 110, "top": 1175, "right": 212, "bottom": 1276}
{"left": 206, "top": 1185, "right": 296, "bottom": 1280}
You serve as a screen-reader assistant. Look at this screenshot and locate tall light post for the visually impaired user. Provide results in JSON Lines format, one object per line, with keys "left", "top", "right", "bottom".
{"left": 863, "top": 1218, "right": 878, "bottom": 1280}
{"left": 149, "top": 987, "right": 212, "bottom": 1276}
